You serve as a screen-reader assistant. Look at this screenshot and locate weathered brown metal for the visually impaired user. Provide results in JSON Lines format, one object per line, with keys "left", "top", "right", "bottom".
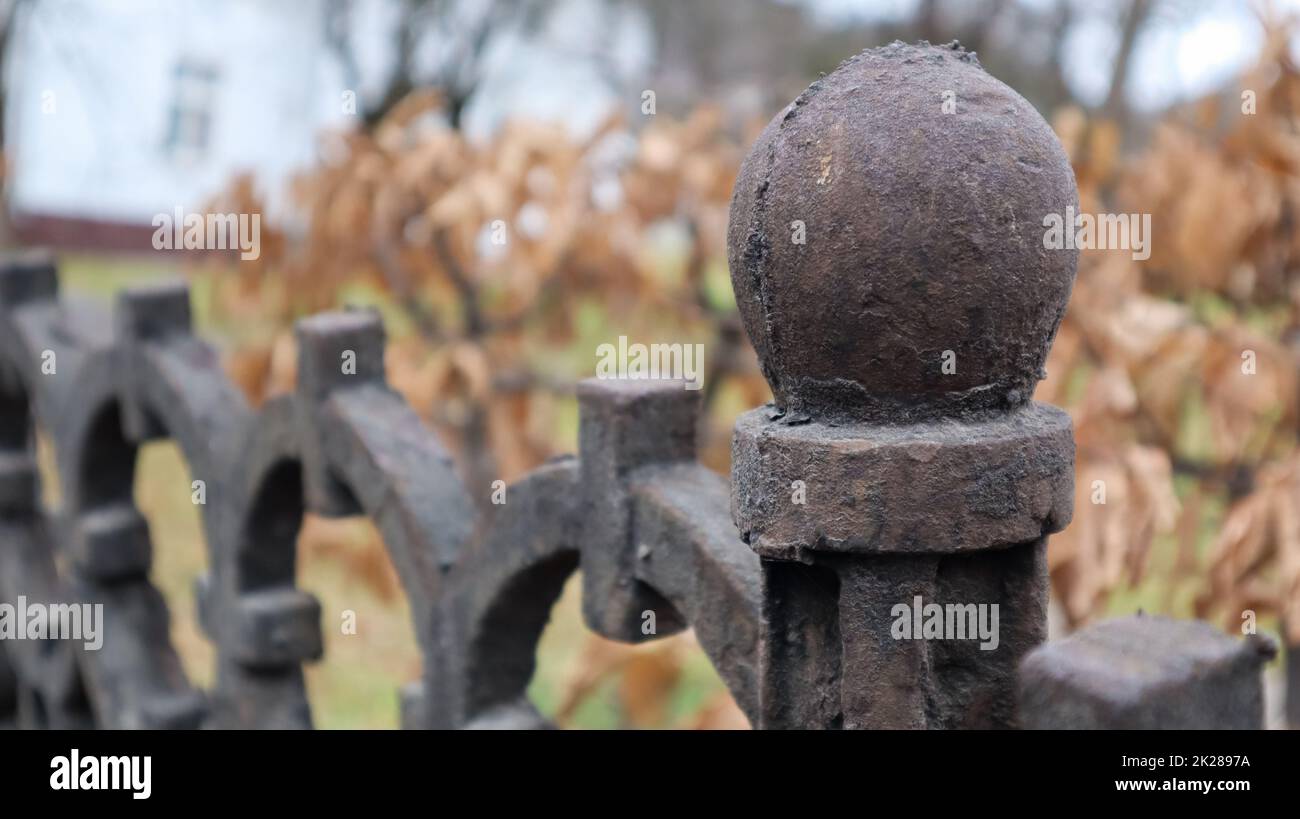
{"left": 1019, "top": 615, "right": 1276, "bottom": 729}
{"left": 728, "top": 41, "right": 1077, "bottom": 728}
{"left": 0, "top": 42, "right": 1277, "bottom": 730}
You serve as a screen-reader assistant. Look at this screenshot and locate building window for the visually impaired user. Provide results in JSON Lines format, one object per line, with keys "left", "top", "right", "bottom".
{"left": 163, "top": 60, "right": 218, "bottom": 161}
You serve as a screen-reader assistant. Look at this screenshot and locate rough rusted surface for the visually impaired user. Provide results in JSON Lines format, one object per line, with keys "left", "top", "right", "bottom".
{"left": 756, "top": 540, "right": 1049, "bottom": 729}
{"left": 1018, "top": 615, "right": 1276, "bottom": 729}
{"left": 728, "top": 41, "right": 1078, "bottom": 423}
{"left": 732, "top": 403, "right": 1074, "bottom": 559}
{"left": 727, "top": 41, "right": 1078, "bottom": 729}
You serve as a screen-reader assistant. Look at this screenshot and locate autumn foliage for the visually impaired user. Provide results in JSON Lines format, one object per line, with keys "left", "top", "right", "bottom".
{"left": 202, "top": 35, "right": 1300, "bottom": 724}
{"left": 1043, "top": 29, "right": 1300, "bottom": 640}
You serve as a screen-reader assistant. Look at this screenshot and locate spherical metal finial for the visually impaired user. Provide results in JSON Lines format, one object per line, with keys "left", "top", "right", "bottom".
{"left": 727, "top": 41, "right": 1078, "bottom": 423}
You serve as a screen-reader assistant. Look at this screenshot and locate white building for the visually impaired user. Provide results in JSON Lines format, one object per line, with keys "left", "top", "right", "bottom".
{"left": 3, "top": 0, "right": 343, "bottom": 250}
{"left": 0, "top": 0, "right": 653, "bottom": 252}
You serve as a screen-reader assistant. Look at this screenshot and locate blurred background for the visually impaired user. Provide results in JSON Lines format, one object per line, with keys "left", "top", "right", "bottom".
{"left": 1, "top": 0, "right": 1297, "bottom": 728}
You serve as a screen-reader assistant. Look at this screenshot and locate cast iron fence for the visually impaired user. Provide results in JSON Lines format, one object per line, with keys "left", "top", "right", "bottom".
{"left": 0, "top": 42, "right": 1276, "bottom": 730}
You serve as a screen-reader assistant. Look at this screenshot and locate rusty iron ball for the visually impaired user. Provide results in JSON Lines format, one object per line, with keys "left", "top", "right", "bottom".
{"left": 727, "top": 41, "right": 1079, "bottom": 423}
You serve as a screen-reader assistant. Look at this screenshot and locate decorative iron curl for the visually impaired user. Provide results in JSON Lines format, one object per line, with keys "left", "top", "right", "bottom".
{"left": 0, "top": 252, "right": 761, "bottom": 729}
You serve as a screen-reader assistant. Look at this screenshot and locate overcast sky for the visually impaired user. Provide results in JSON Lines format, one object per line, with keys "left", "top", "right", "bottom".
{"left": 787, "top": 0, "right": 1279, "bottom": 112}
{"left": 406, "top": 0, "right": 1289, "bottom": 140}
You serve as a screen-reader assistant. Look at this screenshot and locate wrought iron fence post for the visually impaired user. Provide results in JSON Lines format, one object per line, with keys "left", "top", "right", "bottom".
{"left": 727, "top": 41, "right": 1079, "bottom": 728}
